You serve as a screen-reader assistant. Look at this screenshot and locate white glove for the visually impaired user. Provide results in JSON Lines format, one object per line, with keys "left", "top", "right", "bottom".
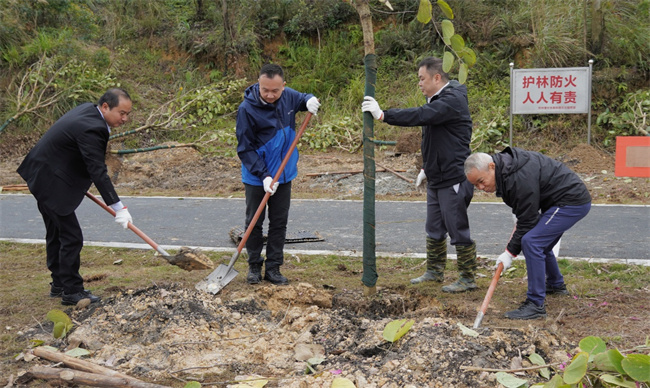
{"left": 306, "top": 97, "right": 320, "bottom": 115}
{"left": 496, "top": 250, "right": 515, "bottom": 270}
{"left": 415, "top": 169, "right": 426, "bottom": 187}
{"left": 263, "top": 176, "right": 279, "bottom": 195}
{"left": 361, "top": 96, "right": 384, "bottom": 120}
{"left": 114, "top": 207, "right": 132, "bottom": 229}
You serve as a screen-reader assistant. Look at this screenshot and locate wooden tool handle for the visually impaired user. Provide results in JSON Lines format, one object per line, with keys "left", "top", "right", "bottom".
{"left": 479, "top": 262, "right": 504, "bottom": 314}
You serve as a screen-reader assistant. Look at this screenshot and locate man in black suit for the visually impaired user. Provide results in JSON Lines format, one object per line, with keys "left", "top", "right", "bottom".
{"left": 17, "top": 88, "right": 134, "bottom": 305}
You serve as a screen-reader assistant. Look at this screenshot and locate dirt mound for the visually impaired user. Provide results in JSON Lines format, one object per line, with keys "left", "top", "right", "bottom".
{"left": 559, "top": 143, "right": 614, "bottom": 174}
{"left": 20, "top": 283, "right": 575, "bottom": 386}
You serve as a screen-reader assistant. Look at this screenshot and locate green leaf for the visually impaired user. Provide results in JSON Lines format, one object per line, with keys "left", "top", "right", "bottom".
{"left": 442, "top": 51, "right": 454, "bottom": 73}
{"left": 621, "top": 353, "right": 650, "bottom": 382}
{"left": 542, "top": 374, "right": 570, "bottom": 387}
{"left": 599, "top": 374, "right": 637, "bottom": 388}
{"left": 331, "top": 377, "right": 356, "bottom": 388}
{"left": 441, "top": 20, "right": 454, "bottom": 40}
{"left": 382, "top": 319, "right": 414, "bottom": 343}
{"left": 563, "top": 352, "right": 589, "bottom": 385}
{"left": 46, "top": 309, "right": 72, "bottom": 327}
{"left": 528, "top": 353, "right": 550, "bottom": 379}
{"left": 579, "top": 336, "right": 607, "bottom": 355}
{"left": 65, "top": 347, "right": 91, "bottom": 358}
{"left": 417, "top": 0, "right": 432, "bottom": 24}
{"left": 184, "top": 382, "right": 202, "bottom": 388}
{"left": 458, "top": 63, "right": 468, "bottom": 85}
{"left": 608, "top": 348, "right": 627, "bottom": 374}
{"left": 307, "top": 357, "right": 325, "bottom": 366}
{"left": 450, "top": 34, "right": 465, "bottom": 52}
{"left": 458, "top": 47, "right": 477, "bottom": 67}
{"left": 436, "top": 0, "right": 454, "bottom": 19}
{"left": 495, "top": 372, "right": 528, "bottom": 388}
{"left": 52, "top": 321, "right": 67, "bottom": 339}
{"left": 456, "top": 322, "right": 478, "bottom": 337}
{"left": 592, "top": 351, "right": 618, "bottom": 372}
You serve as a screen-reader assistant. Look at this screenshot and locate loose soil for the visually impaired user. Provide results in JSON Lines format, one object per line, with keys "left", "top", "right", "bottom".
{"left": 1, "top": 134, "right": 649, "bottom": 387}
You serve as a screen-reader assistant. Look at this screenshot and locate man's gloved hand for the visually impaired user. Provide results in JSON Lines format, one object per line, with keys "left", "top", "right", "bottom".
{"left": 496, "top": 250, "right": 515, "bottom": 270}
{"left": 415, "top": 169, "right": 426, "bottom": 187}
{"left": 114, "top": 207, "right": 132, "bottom": 229}
{"left": 306, "top": 97, "right": 320, "bottom": 115}
{"left": 263, "top": 176, "right": 279, "bottom": 195}
{"left": 361, "top": 96, "right": 384, "bottom": 120}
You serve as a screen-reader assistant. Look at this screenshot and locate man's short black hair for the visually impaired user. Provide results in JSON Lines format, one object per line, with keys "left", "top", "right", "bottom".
{"left": 260, "top": 64, "right": 284, "bottom": 80}
{"left": 418, "top": 57, "right": 449, "bottom": 82}
{"left": 98, "top": 88, "right": 131, "bottom": 109}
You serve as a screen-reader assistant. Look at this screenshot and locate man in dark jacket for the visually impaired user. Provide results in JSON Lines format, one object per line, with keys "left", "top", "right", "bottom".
{"left": 362, "top": 57, "right": 478, "bottom": 293}
{"left": 236, "top": 64, "right": 320, "bottom": 285}
{"left": 17, "top": 88, "right": 134, "bottom": 306}
{"left": 464, "top": 147, "right": 592, "bottom": 319}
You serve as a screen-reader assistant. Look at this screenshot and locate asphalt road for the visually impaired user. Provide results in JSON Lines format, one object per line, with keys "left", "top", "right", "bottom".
{"left": 1, "top": 194, "right": 648, "bottom": 264}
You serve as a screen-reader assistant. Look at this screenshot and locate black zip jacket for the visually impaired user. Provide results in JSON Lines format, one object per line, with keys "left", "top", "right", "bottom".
{"left": 494, "top": 147, "right": 592, "bottom": 255}
{"left": 382, "top": 80, "right": 472, "bottom": 188}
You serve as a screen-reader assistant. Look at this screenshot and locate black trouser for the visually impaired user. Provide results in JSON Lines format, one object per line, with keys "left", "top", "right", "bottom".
{"left": 244, "top": 181, "right": 291, "bottom": 270}
{"left": 37, "top": 202, "right": 85, "bottom": 293}
{"left": 425, "top": 179, "right": 474, "bottom": 245}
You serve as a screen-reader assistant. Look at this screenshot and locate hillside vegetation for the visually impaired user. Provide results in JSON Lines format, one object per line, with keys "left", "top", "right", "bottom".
{"left": 0, "top": 0, "right": 648, "bottom": 157}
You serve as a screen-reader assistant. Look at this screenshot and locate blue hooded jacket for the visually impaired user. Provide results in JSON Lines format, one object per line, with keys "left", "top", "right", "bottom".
{"left": 236, "top": 83, "right": 313, "bottom": 185}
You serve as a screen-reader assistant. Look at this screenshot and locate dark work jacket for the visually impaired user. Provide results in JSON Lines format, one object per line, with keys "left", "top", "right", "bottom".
{"left": 493, "top": 147, "right": 592, "bottom": 255}
{"left": 236, "top": 83, "right": 313, "bottom": 185}
{"left": 17, "top": 103, "right": 119, "bottom": 215}
{"left": 382, "top": 80, "right": 472, "bottom": 188}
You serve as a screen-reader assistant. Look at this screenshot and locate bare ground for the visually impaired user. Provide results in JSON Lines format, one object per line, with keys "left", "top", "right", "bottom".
{"left": 1, "top": 134, "right": 649, "bottom": 387}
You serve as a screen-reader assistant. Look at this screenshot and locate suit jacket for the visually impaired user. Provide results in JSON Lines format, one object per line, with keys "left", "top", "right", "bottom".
{"left": 17, "top": 103, "right": 120, "bottom": 215}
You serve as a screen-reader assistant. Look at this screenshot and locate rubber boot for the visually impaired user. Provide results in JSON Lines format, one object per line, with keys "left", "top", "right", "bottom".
{"left": 442, "top": 242, "right": 478, "bottom": 293}
{"left": 410, "top": 237, "right": 446, "bottom": 284}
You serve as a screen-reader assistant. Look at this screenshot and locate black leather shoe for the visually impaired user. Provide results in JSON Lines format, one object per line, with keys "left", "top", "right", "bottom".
{"left": 504, "top": 299, "right": 547, "bottom": 320}
{"left": 546, "top": 283, "right": 569, "bottom": 295}
{"left": 50, "top": 283, "right": 64, "bottom": 298}
{"left": 264, "top": 267, "right": 289, "bottom": 285}
{"left": 61, "top": 290, "right": 101, "bottom": 306}
{"left": 247, "top": 264, "right": 262, "bottom": 284}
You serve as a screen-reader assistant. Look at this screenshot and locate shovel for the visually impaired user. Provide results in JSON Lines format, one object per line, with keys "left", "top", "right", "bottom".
{"left": 85, "top": 192, "right": 214, "bottom": 271}
{"left": 473, "top": 262, "right": 504, "bottom": 329}
{"left": 196, "top": 112, "right": 313, "bottom": 294}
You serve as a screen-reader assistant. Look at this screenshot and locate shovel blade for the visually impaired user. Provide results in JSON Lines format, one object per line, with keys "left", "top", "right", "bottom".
{"left": 473, "top": 311, "right": 484, "bottom": 329}
{"left": 195, "top": 264, "right": 239, "bottom": 294}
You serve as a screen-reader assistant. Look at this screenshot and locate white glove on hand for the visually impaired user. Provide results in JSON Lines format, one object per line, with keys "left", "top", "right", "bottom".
{"left": 496, "top": 250, "right": 515, "bottom": 270}
{"left": 114, "top": 207, "right": 132, "bottom": 229}
{"left": 361, "top": 96, "right": 384, "bottom": 120}
{"left": 415, "top": 169, "right": 426, "bottom": 187}
{"left": 306, "top": 97, "right": 320, "bottom": 115}
{"left": 263, "top": 176, "right": 279, "bottom": 195}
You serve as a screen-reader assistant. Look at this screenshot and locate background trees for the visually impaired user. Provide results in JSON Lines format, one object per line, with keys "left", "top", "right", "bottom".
{"left": 0, "top": 0, "right": 647, "bottom": 154}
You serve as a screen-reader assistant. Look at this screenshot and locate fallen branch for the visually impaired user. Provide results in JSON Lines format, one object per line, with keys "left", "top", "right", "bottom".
{"left": 29, "top": 366, "right": 169, "bottom": 388}
{"left": 375, "top": 162, "right": 414, "bottom": 183}
{"left": 460, "top": 362, "right": 562, "bottom": 373}
{"left": 0, "top": 184, "right": 29, "bottom": 192}
{"left": 305, "top": 168, "right": 406, "bottom": 177}
{"left": 31, "top": 347, "right": 165, "bottom": 387}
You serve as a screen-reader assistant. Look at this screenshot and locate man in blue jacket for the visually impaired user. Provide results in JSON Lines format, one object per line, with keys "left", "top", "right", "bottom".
{"left": 17, "top": 88, "right": 134, "bottom": 305}
{"left": 464, "top": 147, "right": 591, "bottom": 319}
{"left": 236, "top": 64, "right": 320, "bottom": 285}
{"left": 362, "top": 57, "right": 478, "bottom": 293}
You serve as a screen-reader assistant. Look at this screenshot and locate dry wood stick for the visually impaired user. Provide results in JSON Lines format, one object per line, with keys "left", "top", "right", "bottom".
{"left": 375, "top": 162, "right": 414, "bottom": 183}
{"left": 30, "top": 365, "right": 170, "bottom": 387}
{"left": 32, "top": 347, "right": 167, "bottom": 387}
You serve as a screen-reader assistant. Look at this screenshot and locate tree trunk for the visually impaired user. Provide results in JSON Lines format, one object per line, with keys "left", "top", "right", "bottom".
{"left": 591, "top": 0, "right": 605, "bottom": 55}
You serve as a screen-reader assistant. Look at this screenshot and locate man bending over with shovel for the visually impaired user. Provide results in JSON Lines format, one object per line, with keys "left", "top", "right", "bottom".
{"left": 464, "top": 147, "right": 591, "bottom": 319}
{"left": 17, "top": 88, "right": 134, "bottom": 306}
{"left": 236, "top": 64, "right": 320, "bottom": 285}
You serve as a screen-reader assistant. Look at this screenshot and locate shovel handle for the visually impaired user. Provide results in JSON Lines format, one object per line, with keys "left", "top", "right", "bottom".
{"left": 480, "top": 262, "right": 503, "bottom": 314}
{"left": 84, "top": 191, "right": 171, "bottom": 257}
